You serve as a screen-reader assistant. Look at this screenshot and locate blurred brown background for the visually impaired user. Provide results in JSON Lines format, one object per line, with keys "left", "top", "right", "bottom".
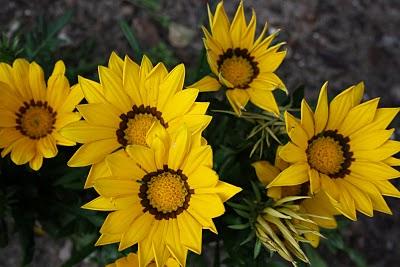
{"left": 0, "top": 0, "right": 399, "bottom": 266}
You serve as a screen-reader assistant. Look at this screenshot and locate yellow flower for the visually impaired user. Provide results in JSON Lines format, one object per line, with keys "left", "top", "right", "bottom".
{"left": 252, "top": 147, "right": 338, "bottom": 248}
{"left": 61, "top": 53, "right": 211, "bottom": 188}
{"left": 83, "top": 124, "right": 241, "bottom": 267}
{"left": 268, "top": 82, "right": 400, "bottom": 220}
{"left": 0, "top": 59, "right": 82, "bottom": 170}
{"left": 191, "top": 1, "right": 286, "bottom": 116}
{"left": 106, "top": 253, "right": 179, "bottom": 267}
{"left": 255, "top": 197, "right": 320, "bottom": 264}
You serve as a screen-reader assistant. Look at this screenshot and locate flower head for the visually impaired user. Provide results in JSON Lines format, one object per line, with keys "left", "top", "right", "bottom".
{"left": 253, "top": 146, "right": 338, "bottom": 248}
{"left": 192, "top": 1, "right": 286, "bottom": 116}
{"left": 61, "top": 53, "right": 211, "bottom": 188}
{"left": 268, "top": 82, "right": 400, "bottom": 220}
{"left": 0, "top": 59, "right": 83, "bottom": 170}
{"left": 83, "top": 124, "right": 241, "bottom": 267}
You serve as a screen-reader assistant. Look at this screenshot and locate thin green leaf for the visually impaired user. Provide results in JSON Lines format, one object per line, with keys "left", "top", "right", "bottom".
{"left": 118, "top": 19, "right": 142, "bottom": 61}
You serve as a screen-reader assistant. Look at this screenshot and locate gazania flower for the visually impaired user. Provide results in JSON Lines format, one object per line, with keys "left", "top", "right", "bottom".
{"left": 0, "top": 59, "right": 82, "bottom": 170}
{"left": 191, "top": 1, "right": 286, "bottom": 116}
{"left": 106, "top": 253, "right": 178, "bottom": 267}
{"left": 61, "top": 53, "right": 211, "bottom": 188}
{"left": 255, "top": 196, "right": 320, "bottom": 264}
{"left": 252, "top": 146, "right": 338, "bottom": 247}
{"left": 268, "top": 82, "right": 400, "bottom": 220}
{"left": 83, "top": 124, "right": 241, "bottom": 267}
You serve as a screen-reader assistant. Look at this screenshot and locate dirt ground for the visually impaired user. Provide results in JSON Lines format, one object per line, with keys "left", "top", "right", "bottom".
{"left": 0, "top": 0, "right": 399, "bottom": 266}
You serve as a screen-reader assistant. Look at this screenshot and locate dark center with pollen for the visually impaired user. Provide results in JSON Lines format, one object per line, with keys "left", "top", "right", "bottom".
{"left": 139, "top": 165, "right": 193, "bottom": 220}
{"left": 15, "top": 99, "right": 57, "bottom": 139}
{"left": 306, "top": 130, "right": 354, "bottom": 178}
{"left": 217, "top": 48, "right": 259, "bottom": 89}
{"left": 116, "top": 104, "right": 167, "bottom": 147}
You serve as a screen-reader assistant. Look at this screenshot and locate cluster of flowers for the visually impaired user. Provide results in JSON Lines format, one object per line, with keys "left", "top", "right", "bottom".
{"left": 0, "top": 1, "right": 399, "bottom": 266}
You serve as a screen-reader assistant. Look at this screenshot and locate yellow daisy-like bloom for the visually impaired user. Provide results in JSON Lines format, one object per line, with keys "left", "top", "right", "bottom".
{"left": 268, "top": 82, "right": 400, "bottom": 220}
{"left": 252, "top": 147, "right": 338, "bottom": 248}
{"left": 83, "top": 124, "right": 241, "bottom": 267}
{"left": 61, "top": 53, "right": 211, "bottom": 188}
{"left": 191, "top": 1, "right": 286, "bottom": 115}
{"left": 106, "top": 253, "right": 179, "bottom": 267}
{"left": 0, "top": 59, "right": 82, "bottom": 170}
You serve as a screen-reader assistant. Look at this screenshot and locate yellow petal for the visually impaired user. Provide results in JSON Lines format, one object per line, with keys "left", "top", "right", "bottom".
{"left": 95, "top": 233, "right": 122, "bottom": 246}
{"left": 125, "top": 145, "right": 156, "bottom": 173}
{"left": 119, "top": 212, "right": 154, "bottom": 251}
{"left": 85, "top": 160, "right": 111, "bottom": 188}
{"left": 285, "top": 112, "right": 309, "bottom": 150}
{"left": 226, "top": 89, "right": 249, "bottom": 115}
{"left": 165, "top": 220, "right": 188, "bottom": 267}
{"left": 78, "top": 76, "right": 106, "bottom": 104}
{"left": 314, "top": 82, "right": 328, "bottom": 134}
{"left": 229, "top": 1, "right": 246, "bottom": 45}
{"left": 189, "top": 75, "right": 221, "bottom": 92}
{"left": 108, "top": 51, "right": 124, "bottom": 75}
{"left": 55, "top": 112, "right": 81, "bottom": 130}
{"left": 122, "top": 55, "right": 142, "bottom": 105}
{"left": 267, "top": 163, "right": 309, "bottom": 188}
{"left": 29, "top": 154, "right": 43, "bottom": 171}
{"left": 247, "top": 88, "right": 279, "bottom": 116}
{"left": 350, "top": 129, "right": 394, "bottom": 151}
{"left": 156, "top": 64, "right": 185, "bottom": 111}
{"left": 98, "top": 66, "right": 131, "bottom": 113}
{"left": 0, "top": 110, "right": 16, "bottom": 127}
{"left": 106, "top": 149, "right": 146, "bottom": 179}
{"left": 301, "top": 100, "right": 314, "bottom": 138}
{"left": 37, "top": 136, "right": 58, "bottom": 158}
{"left": 319, "top": 174, "right": 340, "bottom": 201}
{"left": 341, "top": 179, "right": 373, "bottom": 217}
{"left": 47, "top": 73, "right": 70, "bottom": 110}
{"left": 334, "top": 181, "right": 357, "bottom": 221}
{"left": 0, "top": 128, "right": 21, "bottom": 148}
{"left": 187, "top": 166, "right": 218, "bottom": 189}
{"left": 241, "top": 9, "right": 256, "bottom": 49}
{"left": 94, "top": 178, "right": 140, "bottom": 197}
{"left": 371, "top": 180, "right": 400, "bottom": 198}
{"left": 100, "top": 207, "right": 138, "bottom": 234}
{"left": 189, "top": 194, "right": 225, "bottom": 219}
{"left": 168, "top": 125, "right": 190, "bottom": 170}
{"left": 350, "top": 161, "right": 400, "bottom": 180}
{"left": 309, "top": 168, "right": 321, "bottom": 194}
{"left": 145, "top": 63, "right": 168, "bottom": 107}
{"left": 279, "top": 142, "right": 307, "bottom": 163}
{"left": 344, "top": 175, "right": 392, "bottom": 214}
{"left": 210, "top": 2, "right": 232, "bottom": 50}
{"left": 257, "top": 50, "right": 286, "bottom": 73}
{"left": 10, "top": 138, "right": 36, "bottom": 165}
{"left": 326, "top": 84, "right": 356, "bottom": 130}
{"left": 28, "top": 62, "right": 46, "bottom": 100}
{"left": 60, "top": 121, "right": 116, "bottom": 143}
{"left": 353, "top": 140, "right": 400, "bottom": 161}
{"left": 339, "top": 98, "right": 379, "bottom": 136}
{"left": 163, "top": 89, "right": 199, "bottom": 122}
{"left": 68, "top": 139, "right": 121, "bottom": 167}
{"left": 77, "top": 103, "right": 120, "bottom": 128}
{"left": 177, "top": 212, "right": 202, "bottom": 254}
{"left": 168, "top": 115, "right": 212, "bottom": 136}
{"left": 251, "top": 160, "right": 280, "bottom": 186}
{"left": 11, "top": 59, "right": 31, "bottom": 99}
{"left": 58, "top": 84, "right": 84, "bottom": 113}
